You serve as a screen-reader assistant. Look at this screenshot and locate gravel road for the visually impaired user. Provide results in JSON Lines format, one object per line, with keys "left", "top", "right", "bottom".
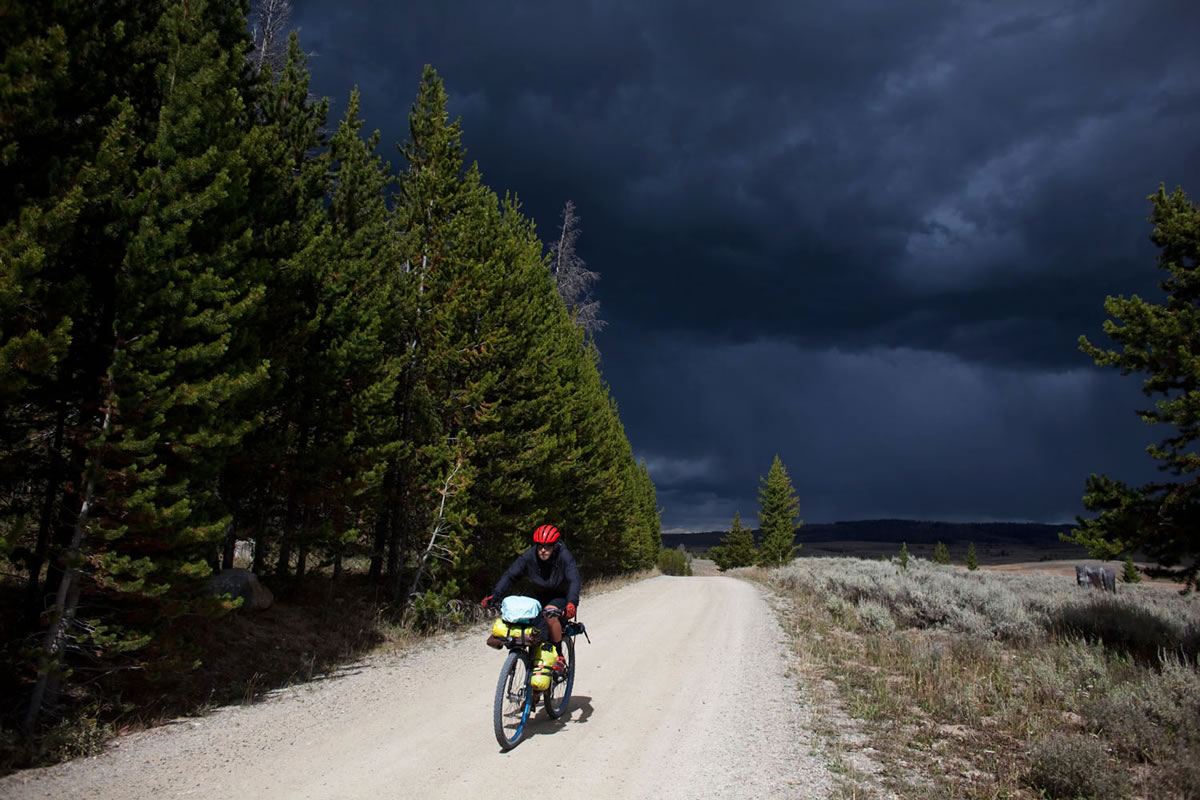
{"left": 1, "top": 575, "right": 835, "bottom": 799}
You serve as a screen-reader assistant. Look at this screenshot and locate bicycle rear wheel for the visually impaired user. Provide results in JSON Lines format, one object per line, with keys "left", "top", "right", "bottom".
{"left": 545, "top": 635, "right": 576, "bottom": 719}
{"left": 493, "top": 650, "right": 533, "bottom": 750}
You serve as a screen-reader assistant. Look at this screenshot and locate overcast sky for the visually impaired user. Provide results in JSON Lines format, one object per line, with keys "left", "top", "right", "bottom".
{"left": 290, "top": 0, "right": 1199, "bottom": 531}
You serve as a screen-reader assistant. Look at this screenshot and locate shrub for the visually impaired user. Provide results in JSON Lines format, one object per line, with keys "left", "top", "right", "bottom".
{"left": 855, "top": 599, "right": 895, "bottom": 632}
{"left": 1027, "top": 732, "right": 1127, "bottom": 799}
{"left": 825, "top": 594, "right": 854, "bottom": 627}
{"left": 407, "top": 580, "right": 466, "bottom": 632}
{"left": 42, "top": 710, "right": 113, "bottom": 763}
{"left": 658, "top": 547, "right": 692, "bottom": 576}
{"left": 1121, "top": 556, "right": 1142, "bottom": 584}
{"left": 1051, "top": 596, "right": 1193, "bottom": 665}
{"left": 1081, "top": 653, "right": 1200, "bottom": 763}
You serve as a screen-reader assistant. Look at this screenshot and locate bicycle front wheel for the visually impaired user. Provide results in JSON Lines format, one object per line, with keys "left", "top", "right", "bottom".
{"left": 545, "top": 635, "right": 576, "bottom": 719}
{"left": 493, "top": 650, "right": 533, "bottom": 750}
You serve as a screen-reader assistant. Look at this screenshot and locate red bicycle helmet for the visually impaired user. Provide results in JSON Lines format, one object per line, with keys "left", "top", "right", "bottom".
{"left": 533, "top": 524, "right": 560, "bottom": 544}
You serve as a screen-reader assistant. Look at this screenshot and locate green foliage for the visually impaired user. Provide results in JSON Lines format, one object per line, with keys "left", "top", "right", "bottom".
{"left": 657, "top": 546, "right": 692, "bottom": 576}
{"left": 407, "top": 579, "right": 467, "bottom": 632}
{"left": 1066, "top": 185, "right": 1200, "bottom": 590}
{"left": 1122, "top": 556, "right": 1143, "bottom": 584}
{"left": 899, "top": 542, "right": 909, "bottom": 570}
{"left": 708, "top": 511, "right": 758, "bottom": 571}
{"left": 854, "top": 599, "right": 895, "bottom": 633}
{"left": 932, "top": 541, "right": 951, "bottom": 565}
{"left": 1081, "top": 653, "right": 1200, "bottom": 767}
{"left": 966, "top": 541, "right": 979, "bottom": 570}
{"left": 1027, "top": 732, "right": 1127, "bottom": 799}
{"left": 756, "top": 455, "right": 802, "bottom": 566}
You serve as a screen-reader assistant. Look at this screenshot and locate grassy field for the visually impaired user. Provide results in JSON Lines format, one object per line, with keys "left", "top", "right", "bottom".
{"left": 752, "top": 555, "right": 1200, "bottom": 799}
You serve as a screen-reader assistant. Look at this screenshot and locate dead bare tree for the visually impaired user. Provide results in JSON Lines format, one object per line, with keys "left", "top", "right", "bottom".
{"left": 248, "top": 0, "right": 294, "bottom": 73}
{"left": 549, "top": 200, "right": 607, "bottom": 337}
{"left": 405, "top": 456, "right": 466, "bottom": 603}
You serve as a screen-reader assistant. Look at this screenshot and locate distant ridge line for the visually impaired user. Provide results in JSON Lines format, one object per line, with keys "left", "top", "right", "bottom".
{"left": 660, "top": 518, "right": 1079, "bottom": 551}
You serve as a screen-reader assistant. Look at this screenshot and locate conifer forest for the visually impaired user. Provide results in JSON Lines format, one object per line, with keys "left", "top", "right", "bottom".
{"left": 0, "top": 0, "right": 661, "bottom": 738}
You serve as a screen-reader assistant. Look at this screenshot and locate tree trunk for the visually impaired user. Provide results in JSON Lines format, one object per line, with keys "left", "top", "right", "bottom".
{"left": 276, "top": 492, "right": 296, "bottom": 576}
{"left": 252, "top": 502, "right": 269, "bottom": 574}
{"left": 295, "top": 505, "right": 311, "bottom": 580}
{"left": 42, "top": 468, "right": 82, "bottom": 601}
{"left": 368, "top": 466, "right": 395, "bottom": 584}
{"left": 221, "top": 519, "right": 236, "bottom": 569}
{"left": 23, "top": 400, "right": 112, "bottom": 733}
{"left": 24, "top": 403, "right": 66, "bottom": 625}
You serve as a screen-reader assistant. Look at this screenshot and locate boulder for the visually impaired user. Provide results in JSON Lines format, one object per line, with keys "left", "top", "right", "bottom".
{"left": 207, "top": 567, "right": 274, "bottom": 611}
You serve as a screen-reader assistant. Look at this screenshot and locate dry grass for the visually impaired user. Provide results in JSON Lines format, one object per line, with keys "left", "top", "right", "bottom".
{"left": 761, "top": 556, "right": 1200, "bottom": 800}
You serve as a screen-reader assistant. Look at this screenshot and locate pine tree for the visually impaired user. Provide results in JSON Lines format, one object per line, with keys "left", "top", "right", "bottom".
{"left": 966, "top": 541, "right": 979, "bottom": 571}
{"left": 219, "top": 30, "right": 331, "bottom": 575}
{"left": 0, "top": 0, "right": 167, "bottom": 624}
{"left": 756, "top": 455, "right": 802, "bottom": 566}
{"left": 1121, "top": 556, "right": 1142, "bottom": 584}
{"left": 932, "top": 541, "right": 951, "bottom": 565}
{"left": 91, "top": 0, "right": 273, "bottom": 601}
{"left": 899, "top": 542, "right": 909, "bottom": 570}
{"left": 708, "top": 511, "right": 758, "bottom": 571}
{"left": 1065, "top": 185, "right": 1200, "bottom": 590}
{"left": 19, "top": 0, "right": 281, "bottom": 729}
{"left": 281, "top": 86, "right": 402, "bottom": 579}
{"left": 385, "top": 64, "right": 495, "bottom": 601}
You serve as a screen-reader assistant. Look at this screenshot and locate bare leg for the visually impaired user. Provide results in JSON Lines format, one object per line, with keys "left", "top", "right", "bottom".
{"left": 547, "top": 612, "right": 563, "bottom": 644}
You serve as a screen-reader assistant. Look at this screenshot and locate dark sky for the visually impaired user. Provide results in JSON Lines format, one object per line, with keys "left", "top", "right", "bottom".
{"left": 290, "top": 0, "right": 1200, "bottom": 531}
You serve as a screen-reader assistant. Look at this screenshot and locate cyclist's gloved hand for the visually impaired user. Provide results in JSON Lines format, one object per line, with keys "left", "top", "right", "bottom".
{"left": 481, "top": 595, "right": 494, "bottom": 609}
{"left": 566, "top": 602, "right": 576, "bottom": 619}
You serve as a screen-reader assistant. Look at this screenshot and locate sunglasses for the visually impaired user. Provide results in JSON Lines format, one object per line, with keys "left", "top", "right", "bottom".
{"left": 536, "top": 543, "right": 556, "bottom": 551}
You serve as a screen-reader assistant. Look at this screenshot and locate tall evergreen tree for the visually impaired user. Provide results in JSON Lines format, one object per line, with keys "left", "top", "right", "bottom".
{"left": 19, "top": 0, "right": 286, "bottom": 728}
{"left": 0, "top": 0, "right": 167, "bottom": 623}
{"left": 756, "top": 454, "right": 802, "bottom": 566}
{"left": 89, "top": 0, "right": 273, "bottom": 602}
{"left": 708, "top": 511, "right": 758, "bottom": 571}
{"left": 264, "top": 86, "right": 402, "bottom": 581}
{"left": 220, "top": 30, "right": 330, "bottom": 575}
{"left": 1065, "top": 185, "right": 1200, "bottom": 591}
{"left": 384, "top": 65, "right": 492, "bottom": 600}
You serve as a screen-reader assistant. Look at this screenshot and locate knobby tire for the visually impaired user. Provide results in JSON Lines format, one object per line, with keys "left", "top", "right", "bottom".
{"left": 493, "top": 650, "right": 532, "bottom": 750}
{"left": 545, "top": 635, "right": 576, "bottom": 719}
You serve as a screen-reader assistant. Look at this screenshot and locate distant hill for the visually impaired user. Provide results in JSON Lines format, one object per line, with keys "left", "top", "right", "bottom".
{"left": 662, "top": 518, "right": 1088, "bottom": 564}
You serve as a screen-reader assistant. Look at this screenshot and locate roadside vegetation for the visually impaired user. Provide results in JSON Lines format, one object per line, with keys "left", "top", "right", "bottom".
{"left": 761, "top": 556, "right": 1200, "bottom": 799}
{"left": 657, "top": 546, "right": 693, "bottom": 576}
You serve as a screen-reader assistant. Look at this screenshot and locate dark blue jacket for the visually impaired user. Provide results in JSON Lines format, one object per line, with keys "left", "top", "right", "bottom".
{"left": 492, "top": 544, "right": 581, "bottom": 606}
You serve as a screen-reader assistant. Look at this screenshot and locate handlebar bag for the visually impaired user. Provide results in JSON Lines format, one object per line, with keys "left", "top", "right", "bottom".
{"left": 500, "top": 595, "right": 542, "bottom": 623}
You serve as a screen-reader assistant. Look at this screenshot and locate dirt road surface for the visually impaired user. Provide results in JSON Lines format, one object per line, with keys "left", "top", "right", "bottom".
{"left": 1, "top": 575, "right": 835, "bottom": 799}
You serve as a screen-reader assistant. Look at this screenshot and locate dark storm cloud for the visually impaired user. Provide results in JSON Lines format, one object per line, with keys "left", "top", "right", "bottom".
{"left": 289, "top": 0, "right": 1200, "bottom": 528}
{"left": 610, "top": 335, "right": 1163, "bottom": 530}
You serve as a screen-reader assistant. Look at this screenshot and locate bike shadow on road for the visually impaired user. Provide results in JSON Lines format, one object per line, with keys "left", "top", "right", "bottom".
{"left": 528, "top": 694, "right": 594, "bottom": 738}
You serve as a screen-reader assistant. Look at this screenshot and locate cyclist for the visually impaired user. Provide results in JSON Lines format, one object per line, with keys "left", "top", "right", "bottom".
{"left": 481, "top": 523, "right": 580, "bottom": 675}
